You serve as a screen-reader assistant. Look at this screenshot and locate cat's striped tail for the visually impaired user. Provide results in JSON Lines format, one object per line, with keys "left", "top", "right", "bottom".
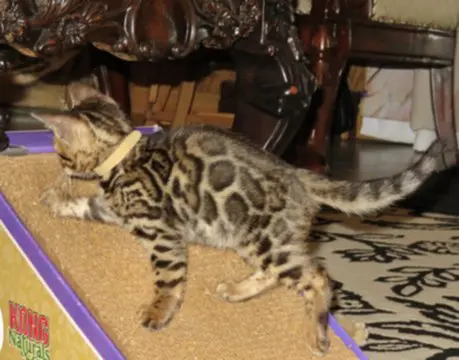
{"left": 300, "top": 139, "right": 445, "bottom": 215}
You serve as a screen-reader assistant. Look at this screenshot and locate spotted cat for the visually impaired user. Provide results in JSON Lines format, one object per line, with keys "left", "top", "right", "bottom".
{"left": 32, "top": 82, "right": 444, "bottom": 356}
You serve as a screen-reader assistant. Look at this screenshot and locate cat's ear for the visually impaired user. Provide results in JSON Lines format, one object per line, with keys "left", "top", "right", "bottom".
{"left": 31, "top": 113, "right": 80, "bottom": 144}
{"left": 65, "top": 82, "right": 117, "bottom": 108}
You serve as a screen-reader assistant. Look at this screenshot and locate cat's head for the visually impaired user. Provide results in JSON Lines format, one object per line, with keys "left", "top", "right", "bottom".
{"left": 32, "top": 82, "right": 133, "bottom": 178}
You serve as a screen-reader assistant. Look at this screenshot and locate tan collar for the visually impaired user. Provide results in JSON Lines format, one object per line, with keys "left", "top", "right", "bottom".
{"left": 94, "top": 130, "right": 142, "bottom": 177}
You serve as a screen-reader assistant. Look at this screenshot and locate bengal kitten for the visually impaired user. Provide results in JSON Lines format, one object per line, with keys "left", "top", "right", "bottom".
{"left": 32, "top": 82, "right": 443, "bottom": 356}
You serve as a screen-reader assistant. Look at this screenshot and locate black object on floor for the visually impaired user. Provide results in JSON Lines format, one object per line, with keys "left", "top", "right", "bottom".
{"left": 400, "top": 165, "right": 459, "bottom": 216}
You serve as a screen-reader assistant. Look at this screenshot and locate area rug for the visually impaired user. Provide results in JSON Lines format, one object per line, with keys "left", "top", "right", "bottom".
{"left": 315, "top": 208, "right": 459, "bottom": 360}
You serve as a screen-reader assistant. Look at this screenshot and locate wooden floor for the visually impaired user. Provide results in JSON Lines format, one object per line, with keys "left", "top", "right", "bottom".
{"left": 329, "top": 139, "right": 415, "bottom": 181}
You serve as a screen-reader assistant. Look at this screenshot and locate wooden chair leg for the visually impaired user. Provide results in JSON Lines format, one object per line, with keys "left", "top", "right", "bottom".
{"left": 430, "top": 66, "right": 458, "bottom": 167}
{"left": 290, "top": 72, "right": 347, "bottom": 174}
{"left": 311, "top": 80, "right": 345, "bottom": 168}
{"left": 296, "top": 3, "right": 351, "bottom": 173}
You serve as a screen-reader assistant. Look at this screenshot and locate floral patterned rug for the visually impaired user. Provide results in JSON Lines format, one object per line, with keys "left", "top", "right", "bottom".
{"left": 314, "top": 207, "right": 459, "bottom": 360}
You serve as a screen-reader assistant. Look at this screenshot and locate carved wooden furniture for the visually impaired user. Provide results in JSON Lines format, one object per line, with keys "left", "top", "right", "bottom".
{"left": 295, "top": 0, "right": 459, "bottom": 172}
{"left": 0, "top": 0, "right": 317, "bottom": 158}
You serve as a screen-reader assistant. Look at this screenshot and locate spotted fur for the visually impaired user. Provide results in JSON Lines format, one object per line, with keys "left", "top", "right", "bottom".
{"left": 34, "top": 82, "right": 444, "bottom": 356}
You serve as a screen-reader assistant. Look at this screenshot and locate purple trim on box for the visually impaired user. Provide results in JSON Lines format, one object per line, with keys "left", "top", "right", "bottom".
{"left": 3, "top": 125, "right": 368, "bottom": 359}
{"left": 329, "top": 314, "right": 369, "bottom": 359}
{"left": 7, "top": 130, "right": 54, "bottom": 154}
{"left": 0, "top": 192, "right": 125, "bottom": 359}
{"left": 6, "top": 125, "right": 162, "bottom": 154}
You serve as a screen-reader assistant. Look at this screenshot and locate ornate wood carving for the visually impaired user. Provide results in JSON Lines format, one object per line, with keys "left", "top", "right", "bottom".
{"left": 195, "top": 0, "right": 261, "bottom": 49}
{"left": 0, "top": 0, "right": 264, "bottom": 64}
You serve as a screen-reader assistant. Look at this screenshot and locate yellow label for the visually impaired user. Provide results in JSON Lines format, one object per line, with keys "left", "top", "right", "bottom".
{"left": 0, "top": 221, "right": 99, "bottom": 360}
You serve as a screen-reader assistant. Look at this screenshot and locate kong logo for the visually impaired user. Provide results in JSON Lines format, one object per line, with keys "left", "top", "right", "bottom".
{"left": 8, "top": 301, "right": 50, "bottom": 360}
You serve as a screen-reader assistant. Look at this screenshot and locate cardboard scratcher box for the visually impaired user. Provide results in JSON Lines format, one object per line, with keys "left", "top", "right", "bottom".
{"left": 0, "top": 128, "right": 368, "bottom": 360}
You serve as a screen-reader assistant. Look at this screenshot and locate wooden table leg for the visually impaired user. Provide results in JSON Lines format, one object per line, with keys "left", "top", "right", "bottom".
{"left": 295, "top": 1, "right": 351, "bottom": 174}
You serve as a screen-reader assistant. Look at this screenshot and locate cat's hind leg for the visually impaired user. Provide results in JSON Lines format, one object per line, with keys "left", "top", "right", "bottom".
{"left": 276, "top": 253, "right": 332, "bottom": 357}
{"left": 228, "top": 224, "right": 332, "bottom": 356}
{"left": 136, "top": 230, "right": 188, "bottom": 331}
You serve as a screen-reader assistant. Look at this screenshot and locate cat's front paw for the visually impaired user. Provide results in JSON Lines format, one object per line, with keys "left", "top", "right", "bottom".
{"left": 138, "top": 293, "right": 181, "bottom": 331}
{"left": 40, "top": 188, "right": 66, "bottom": 217}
